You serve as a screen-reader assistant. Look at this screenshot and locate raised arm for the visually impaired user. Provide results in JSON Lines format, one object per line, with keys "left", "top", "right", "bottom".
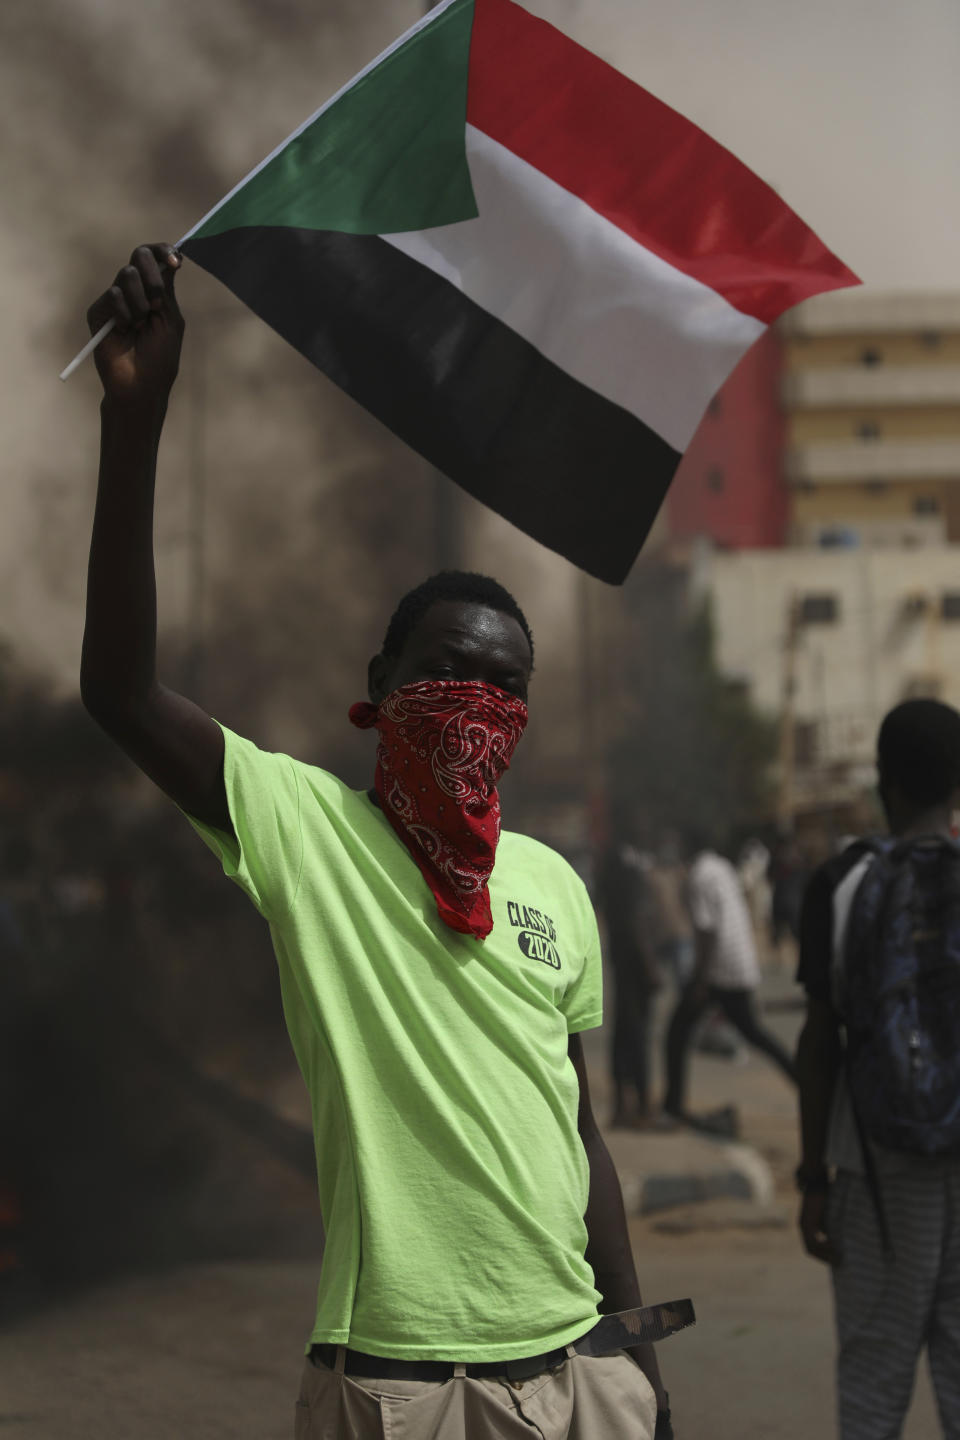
{"left": 80, "top": 243, "right": 229, "bottom": 830}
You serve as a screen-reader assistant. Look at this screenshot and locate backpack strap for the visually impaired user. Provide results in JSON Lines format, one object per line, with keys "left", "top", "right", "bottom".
{"left": 835, "top": 836, "right": 896, "bottom": 1259}
{"left": 830, "top": 840, "right": 882, "bottom": 1015}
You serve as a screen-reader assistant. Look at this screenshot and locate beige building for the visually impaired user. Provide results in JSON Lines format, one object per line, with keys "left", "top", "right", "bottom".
{"left": 680, "top": 291, "right": 960, "bottom": 819}
{"left": 781, "top": 291, "right": 960, "bottom": 549}
{"left": 692, "top": 541, "right": 960, "bottom": 813}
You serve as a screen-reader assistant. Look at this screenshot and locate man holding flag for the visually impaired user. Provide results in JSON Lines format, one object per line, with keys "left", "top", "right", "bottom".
{"left": 81, "top": 242, "right": 686, "bottom": 1438}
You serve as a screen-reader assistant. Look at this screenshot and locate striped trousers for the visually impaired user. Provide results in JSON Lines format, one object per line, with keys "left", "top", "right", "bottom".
{"left": 829, "top": 1160, "right": 960, "bottom": 1439}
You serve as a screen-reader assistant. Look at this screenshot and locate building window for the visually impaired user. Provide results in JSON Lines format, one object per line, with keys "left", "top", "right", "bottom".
{"left": 706, "top": 465, "right": 725, "bottom": 493}
{"left": 919, "top": 330, "right": 942, "bottom": 349}
{"left": 860, "top": 347, "right": 883, "bottom": 367}
{"left": 914, "top": 496, "right": 940, "bottom": 515}
{"left": 864, "top": 479, "right": 888, "bottom": 495}
{"left": 857, "top": 420, "right": 882, "bottom": 440}
{"left": 942, "top": 593, "right": 960, "bottom": 621}
{"left": 800, "top": 593, "right": 840, "bottom": 625}
{"left": 819, "top": 526, "right": 859, "bottom": 549}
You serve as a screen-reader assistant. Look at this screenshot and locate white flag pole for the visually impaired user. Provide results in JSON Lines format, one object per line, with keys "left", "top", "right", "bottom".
{"left": 59, "top": 321, "right": 114, "bottom": 382}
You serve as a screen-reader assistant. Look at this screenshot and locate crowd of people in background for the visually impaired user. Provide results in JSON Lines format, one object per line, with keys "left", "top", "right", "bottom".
{"left": 596, "top": 823, "right": 805, "bottom": 1134}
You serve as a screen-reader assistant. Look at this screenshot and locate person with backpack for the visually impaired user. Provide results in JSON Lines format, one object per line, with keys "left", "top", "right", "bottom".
{"left": 796, "top": 699, "right": 960, "bottom": 1440}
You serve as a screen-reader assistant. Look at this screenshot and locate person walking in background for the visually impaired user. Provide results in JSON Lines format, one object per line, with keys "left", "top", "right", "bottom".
{"left": 653, "top": 831, "right": 742, "bottom": 1064}
{"left": 796, "top": 699, "right": 960, "bottom": 1440}
{"left": 663, "top": 828, "right": 797, "bottom": 1128}
{"left": 737, "top": 836, "right": 772, "bottom": 963}
{"left": 647, "top": 832, "right": 694, "bottom": 990}
{"left": 596, "top": 831, "right": 662, "bottom": 1129}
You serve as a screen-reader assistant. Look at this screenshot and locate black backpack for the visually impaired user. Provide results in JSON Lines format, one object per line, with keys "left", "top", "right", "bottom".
{"left": 841, "top": 835, "right": 960, "bottom": 1156}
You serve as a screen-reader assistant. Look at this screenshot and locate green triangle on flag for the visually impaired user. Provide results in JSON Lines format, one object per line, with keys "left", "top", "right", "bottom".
{"left": 193, "top": 0, "right": 478, "bottom": 240}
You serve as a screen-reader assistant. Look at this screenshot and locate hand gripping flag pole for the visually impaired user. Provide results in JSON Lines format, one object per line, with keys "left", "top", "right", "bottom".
{"left": 59, "top": 242, "right": 188, "bottom": 381}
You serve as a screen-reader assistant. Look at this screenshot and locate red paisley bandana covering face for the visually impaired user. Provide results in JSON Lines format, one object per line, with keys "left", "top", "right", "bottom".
{"left": 348, "top": 679, "right": 529, "bottom": 940}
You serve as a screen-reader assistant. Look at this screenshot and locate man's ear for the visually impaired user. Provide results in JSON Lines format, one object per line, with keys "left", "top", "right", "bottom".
{"left": 368, "top": 653, "right": 391, "bottom": 705}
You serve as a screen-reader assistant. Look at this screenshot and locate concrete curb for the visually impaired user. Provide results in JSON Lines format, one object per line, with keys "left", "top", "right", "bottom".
{"left": 602, "top": 1128, "right": 776, "bottom": 1217}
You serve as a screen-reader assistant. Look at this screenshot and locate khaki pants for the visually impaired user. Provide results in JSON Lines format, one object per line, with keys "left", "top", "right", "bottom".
{"left": 295, "top": 1344, "right": 657, "bottom": 1439}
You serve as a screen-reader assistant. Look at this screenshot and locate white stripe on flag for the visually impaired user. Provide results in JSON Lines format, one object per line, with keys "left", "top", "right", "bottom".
{"left": 383, "top": 126, "right": 765, "bottom": 452}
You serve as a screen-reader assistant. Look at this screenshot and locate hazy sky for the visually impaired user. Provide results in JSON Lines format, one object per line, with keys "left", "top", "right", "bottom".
{"left": 531, "top": 0, "right": 960, "bottom": 291}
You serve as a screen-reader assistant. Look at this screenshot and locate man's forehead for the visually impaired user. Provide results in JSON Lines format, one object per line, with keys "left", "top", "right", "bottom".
{"left": 409, "top": 601, "right": 529, "bottom": 653}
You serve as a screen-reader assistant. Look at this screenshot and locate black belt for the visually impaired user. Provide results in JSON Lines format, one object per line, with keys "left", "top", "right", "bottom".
{"left": 310, "top": 1299, "right": 695, "bottom": 1384}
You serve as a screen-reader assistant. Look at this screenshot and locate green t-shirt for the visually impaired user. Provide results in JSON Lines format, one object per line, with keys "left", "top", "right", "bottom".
{"left": 187, "top": 724, "right": 604, "bottom": 1361}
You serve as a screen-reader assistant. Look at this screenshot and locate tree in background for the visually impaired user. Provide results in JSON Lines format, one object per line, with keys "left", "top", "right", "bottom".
{"left": 609, "top": 570, "right": 776, "bottom": 853}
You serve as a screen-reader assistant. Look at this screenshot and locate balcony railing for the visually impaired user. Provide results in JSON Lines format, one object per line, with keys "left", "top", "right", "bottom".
{"left": 787, "top": 438, "right": 960, "bottom": 482}
{"left": 783, "top": 366, "right": 960, "bottom": 408}
{"left": 780, "top": 292, "right": 960, "bottom": 336}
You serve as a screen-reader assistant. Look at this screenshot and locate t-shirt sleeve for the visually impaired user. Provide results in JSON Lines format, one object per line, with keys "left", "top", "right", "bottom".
{"left": 560, "top": 876, "right": 604, "bottom": 1034}
{"left": 796, "top": 862, "right": 835, "bottom": 1004}
{"left": 183, "top": 722, "right": 304, "bottom": 924}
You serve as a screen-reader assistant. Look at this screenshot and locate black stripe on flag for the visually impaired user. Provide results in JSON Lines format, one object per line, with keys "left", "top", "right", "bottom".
{"left": 183, "top": 227, "right": 681, "bottom": 583}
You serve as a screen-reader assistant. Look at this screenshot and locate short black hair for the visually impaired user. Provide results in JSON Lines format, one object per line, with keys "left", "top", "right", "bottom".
{"left": 877, "top": 699, "right": 960, "bottom": 807}
{"left": 381, "top": 571, "right": 534, "bottom": 666}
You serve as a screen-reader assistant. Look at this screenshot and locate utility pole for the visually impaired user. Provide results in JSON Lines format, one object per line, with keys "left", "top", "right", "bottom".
{"left": 925, "top": 590, "right": 944, "bottom": 695}
{"left": 423, "top": 0, "right": 462, "bottom": 571}
{"left": 578, "top": 573, "right": 624, "bottom": 854}
{"left": 433, "top": 471, "right": 461, "bottom": 570}
{"left": 776, "top": 593, "right": 802, "bottom": 833}
{"left": 181, "top": 306, "right": 251, "bottom": 697}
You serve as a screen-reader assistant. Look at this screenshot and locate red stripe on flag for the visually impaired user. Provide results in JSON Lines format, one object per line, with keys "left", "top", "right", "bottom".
{"left": 467, "top": 0, "right": 858, "bottom": 324}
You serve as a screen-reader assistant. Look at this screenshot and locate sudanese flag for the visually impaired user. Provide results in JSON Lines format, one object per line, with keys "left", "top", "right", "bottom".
{"left": 181, "top": 0, "right": 859, "bottom": 584}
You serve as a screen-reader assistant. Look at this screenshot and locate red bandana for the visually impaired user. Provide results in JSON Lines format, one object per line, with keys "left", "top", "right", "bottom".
{"left": 349, "top": 679, "right": 528, "bottom": 940}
